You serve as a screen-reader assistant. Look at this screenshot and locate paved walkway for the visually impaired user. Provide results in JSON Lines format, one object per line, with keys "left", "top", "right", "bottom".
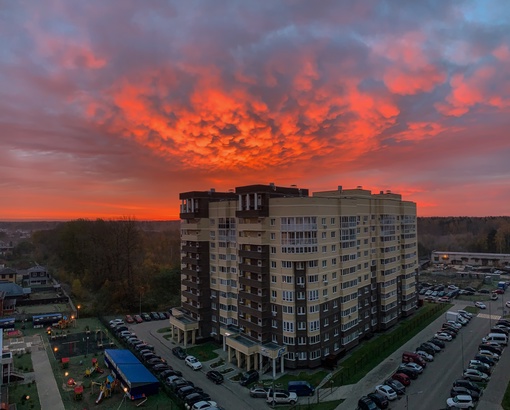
{"left": 31, "top": 334, "right": 66, "bottom": 410}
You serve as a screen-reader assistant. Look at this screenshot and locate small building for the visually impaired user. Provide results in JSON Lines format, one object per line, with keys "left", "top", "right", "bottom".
{"left": 431, "top": 251, "right": 510, "bottom": 268}
{"left": 0, "top": 282, "right": 31, "bottom": 315}
{"left": 0, "top": 268, "right": 16, "bottom": 284}
{"left": 104, "top": 349, "right": 159, "bottom": 399}
{"left": 23, "top": 266, "right": 50, "bottom": 286}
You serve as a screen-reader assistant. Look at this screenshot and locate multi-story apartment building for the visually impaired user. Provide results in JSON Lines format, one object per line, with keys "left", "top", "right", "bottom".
{"left": 171, "top": 184, "right": 418, "bottom": 376}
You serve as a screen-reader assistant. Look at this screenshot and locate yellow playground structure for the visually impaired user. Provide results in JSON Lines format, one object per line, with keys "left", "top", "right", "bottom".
{"left": 85, "top": 358, "right": 104, "bottom": 377}
{"left": 92, "top": 375, "right": 118, "bottom": 404}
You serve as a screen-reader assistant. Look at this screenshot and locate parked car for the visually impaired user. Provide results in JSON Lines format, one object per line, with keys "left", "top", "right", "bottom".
{"left": 463, "top": 368, "right": 490, "bottom": 382}
{"left": 191, "top": 401, "right": 218, "bottom": 410}
{"left": 384, "top": 379, "right": 406, "bottom": 395}
{"left": 141, "top": 312, "right": 152, "bottom": 321}
{"left": 434, "top": 332, "right": 453, "bottom": 341}
{"left": 450, "top": 386, "right": 480, "bottom": 401}
{"left": 391, "top": 373, "right": 411, "bottom": 386}
{"left": 491, "top": 293, "right": 499, "bottom": 300}
{"left": 422, "top": 341, "right": 441, "bottom": 352}
{"left": 429, "top": 338, "right": 446, "bottom": 348}
{"left": 172, "top": 346, "right": 187, "bottom": 359}
{"left": 453, "top": 379, "right": 483, "bottom": 394}
{"left": 469, "top": 363, "right": 491, "bottom": 376}
{"left": 475, "top": 301, "right": 487, "bottom": 309}
{"left": 401, "top": 362, "right": 423, "bottom": 373}
{"left": 446, "top": 395, "right": 475, "bottom": 409}
{"left": 395, "top": 366, "right": 418, "bottom": 380}
{"left": 493, "top": 288, "right": 505, "bottom": 294}
{"left": 109, "top": 319, "right": 124, "bottom": 328}
{"left": 206, "top": 370, "right": 224, "bottom": 384}
{"left": 239, "top": 370, "right": 259, "bottom": 386}
{"left": 367, "top": 392, "right": 389, "bottom": 409}
{"left": 133, "top": 314, "right": 143, "bottom": 323}
{"left": 417, "top": 344, "right": 435, "bottom": 356}
{"left": 479, "top": 289, "right": 490, "bottom": 294}
{"left": 249, "top": 386, "right": 268, "bottom": 398}
{"left": 478, "top": 343, "right": 502, "bottom": 355}
{"left": 266, "top": 391, "right": 297, "bottom": 405}
{"left": 416, "top": 350, "right": 433, "bottom": 362}
{"left": 184, "top": 393, "right": 212, "bottom": 410}
{"left": 375, "top": 384, "right": 397, "bottom": 400}
{"left": 177, "top": 386, "right": 197, "bottom": 400}
{"left": 185, "top": 356, "right": 203, "bottom": 370}
{"left": 474, "top": 354, "right": 496, "bottom": 366}
{"left": 125, "top": 315, "right": 134, "bottom": 323}
{"left": 160, "top": 369, "right": 182, "bottom": 379}
{"left": 478, "top": 349, "right": 499, "bottom": 361}
{"left": 150, "top": 312, "right": 160, "bottom": 320}
{"left": 357, "top": 396, "right": 379, "bottom": 410}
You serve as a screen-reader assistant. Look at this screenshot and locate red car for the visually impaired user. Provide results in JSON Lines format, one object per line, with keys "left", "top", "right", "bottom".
{"left": 493, "top": 289, "right": 505, "bottom": 294}
{"left": 133, "top": 315, "right": 143, "bottom": 323}
{"left": 392, "top": 372, "right": 411, "bottom": 386}
{"left": 125, "top": 315, "right": 134, "bottom": 323}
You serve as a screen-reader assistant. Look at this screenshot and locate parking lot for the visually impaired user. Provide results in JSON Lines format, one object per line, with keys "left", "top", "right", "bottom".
{"left": 119, "top": 319, "right": 272, "bottom": 410}
{"left": 352, "top": 297, "right": 510, "bottom": 410}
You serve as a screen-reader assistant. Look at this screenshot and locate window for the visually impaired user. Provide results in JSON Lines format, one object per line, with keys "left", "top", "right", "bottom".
{"left": 321, "top": 218, "right": 327, "bottom": 225}
{"left": 271, "top": 261, "right": 277, "bottom": 268}
{"left": 282, "top": 291, "right": 294, "bottom": 302}
{"left": 283, "top": 321, "right": 294, "bottom": 332}
{"left": 308, "top": 274, "right": 318, "bottom": 283}
{"left": 297, "top": 306, "right": 305, "bottom": 315}
{"left": 322, "top": 260, "right": 327, "bottom": 268}
{"left": 298, "top": 321, "right": 306, "bottom": 330}
{"left": 322, "top": 232, "right": 327, "bottom": 239}
{"left": 271, "top": 246, "right": 276, "bottom": 254}
{"left": 282, "top": 305, "right": 294, "bottom": 314}
{"left": 309, "top": 320, "right": 320, "bottom": 331}
{"left": 271, "top": 233, "right": 276, "bottom": 240}
{"left": 271, "top": 290, "right": 277, "bottom": 298}
{"left": 282, "top": 275, "right": 293, "bottom": 284}
{"left": 271, "top": 275, "right": 277, "bottom": 283}
{"left": 331, "top": 244, "right": 336, "bottom": 252}
{"left": 309, "top": 305, "right": 319, "bottom": 314}
{"left": 270, "top": 218, "right": 276, "bottom": 226}
{"left": 331, "top": 218, "right": 335, "bottom": 225}
{"left": 308, "top": 290, "right": 319, "bottom": 301}
{"left": 331, "top": 231, "right": 336, "bottom": 238}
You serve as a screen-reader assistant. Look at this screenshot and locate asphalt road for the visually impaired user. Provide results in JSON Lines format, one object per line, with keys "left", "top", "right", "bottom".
{"left": 389, "top": 299, "right": 506, "bottom": 410}
{"left": 125, "top": 320, "right": 271, "bottom": 410}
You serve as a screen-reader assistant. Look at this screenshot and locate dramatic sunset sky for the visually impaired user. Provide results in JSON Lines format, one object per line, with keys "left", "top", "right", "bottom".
{"left": 1, "top": 1, "right": 509, "bottom": 220}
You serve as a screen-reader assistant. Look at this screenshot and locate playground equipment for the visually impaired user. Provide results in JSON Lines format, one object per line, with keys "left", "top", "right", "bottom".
{"left": 74, "top": 385, "right": 83, "bottom": 401}
{"left": 95, "top": 375, "right": 118, "bottom": 404}
{"left": 54, "top": 315, "right": 75, "bottom": 329}
{"left": 84, "top": 358, "right": 104, "bottom": 377}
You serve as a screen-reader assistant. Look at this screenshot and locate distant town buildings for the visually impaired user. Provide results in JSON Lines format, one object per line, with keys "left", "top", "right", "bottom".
{"left": 171, "top": 183, "right": 418, "bottom": 373}
{"left": 431, "top": 251, "right": 510, "bottom": 268}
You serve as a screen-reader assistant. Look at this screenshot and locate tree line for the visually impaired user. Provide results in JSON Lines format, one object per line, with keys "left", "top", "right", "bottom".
{"left": 418, "top": 216, "right": 510, "bottom": 258}
{"left": 30, "top": 218, "right": 182, "bottom": 315}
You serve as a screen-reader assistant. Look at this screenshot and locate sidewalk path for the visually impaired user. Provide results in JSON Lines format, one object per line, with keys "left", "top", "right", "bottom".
{"left": 31, "top": 334, "right": 65, "bottom": 410}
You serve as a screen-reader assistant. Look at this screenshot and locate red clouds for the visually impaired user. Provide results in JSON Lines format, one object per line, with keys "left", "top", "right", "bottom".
{"left": 1, "top": 1, "right": 510, "bottom": 219}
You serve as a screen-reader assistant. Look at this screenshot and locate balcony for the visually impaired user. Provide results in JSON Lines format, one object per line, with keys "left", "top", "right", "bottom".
{"left": 239, "top": 290, "right": 267, "bottom": 304}
{"left": 239, "top": 263, "right": 267, "bottom": 274}
{"left": 182, "top": 290, "right": 200, "bottom": 302}
{"left": 239, "top": 304, "right": 267, "bottom": 318}
{"left": 239, "top": 276, "right": 268, "bottom": 289}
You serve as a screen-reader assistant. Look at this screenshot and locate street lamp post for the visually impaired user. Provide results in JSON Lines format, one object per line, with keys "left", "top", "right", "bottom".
{"left": 77, "top": 305, "right": 81, "bottom": 320}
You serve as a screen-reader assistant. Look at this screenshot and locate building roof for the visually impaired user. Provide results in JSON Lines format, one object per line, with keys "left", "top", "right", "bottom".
{"left": 27, "top": 266, "right": 47, "bottom": 273}
{"left": 0, "top": 281, "right": 27, "bottom": 297}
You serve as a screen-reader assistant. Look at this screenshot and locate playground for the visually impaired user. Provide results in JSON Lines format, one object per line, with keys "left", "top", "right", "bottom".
{"left": 49, "top": 330, "right": 114, "bottom": 360}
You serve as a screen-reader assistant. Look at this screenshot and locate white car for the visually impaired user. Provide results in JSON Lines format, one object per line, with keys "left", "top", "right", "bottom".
{"left": 506, "top": 301, "right": 510, "bottom": 308}
{"left": 185, "top": 355, "right": 203, "bottom": 370}
{"left": 463, "top": 368, "right": 490, "bottom": 382}
{"left": 375, "top": 384, "right": 397, "bottom": 401}
{"left": 446, "top": 394, "right": 475, "bottom": 409}
{"left": 401, "top": 362, "right": 423, "bottom": 373}
{"left": 435, "top": 332, "right": 453, "bottom": 341}
{"left": 416, "top": 350, "right": 433, "bottom": 362}
{"left": 191, "top": 401, "right": 218, "bottom": 410}
{"left": 475, "top": 302, "right": 487, "bottom": 309}
{"left": 109, "top": 319, "right": 124, "bottom": 328}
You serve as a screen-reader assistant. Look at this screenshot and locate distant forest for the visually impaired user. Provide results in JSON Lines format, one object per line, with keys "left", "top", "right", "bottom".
{"left": 418, "top": 217, "right": 510, "bottom": 258}
{"left": 2, "top": 217, "right": 510, "bottom": 315}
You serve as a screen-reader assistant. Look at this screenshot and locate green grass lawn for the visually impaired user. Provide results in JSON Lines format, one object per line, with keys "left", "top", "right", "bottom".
{"left": 184, "top": 342, "right": 219, "bottom": 361}
{"left": 156, "top": 327, "right": 171, "bottom": 333}
{"left": 270, "top": 371, "right": 328, "bottom": 389}
{"left": 13, "top": 352, "right": 34, "bottom": 372}
{"left": 9, "top": 380, "right": 41, "bottom": 410}
{"left": 332, "top": 302, "right": 451, "bottom": 386}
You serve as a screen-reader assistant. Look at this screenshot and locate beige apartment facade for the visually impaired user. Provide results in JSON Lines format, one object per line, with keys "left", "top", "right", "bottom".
{"left": 176, "top": 184, "right": 418, "bottom": 373}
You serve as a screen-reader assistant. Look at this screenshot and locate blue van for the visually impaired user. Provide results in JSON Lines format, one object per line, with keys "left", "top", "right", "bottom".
{"left": 287, "top": 381, "right": 315, "bottom": 396}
